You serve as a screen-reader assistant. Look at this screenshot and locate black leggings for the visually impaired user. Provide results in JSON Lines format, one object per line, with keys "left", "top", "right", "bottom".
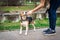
{"left": 48, "top": 0, "right": 60, "bottom": 30}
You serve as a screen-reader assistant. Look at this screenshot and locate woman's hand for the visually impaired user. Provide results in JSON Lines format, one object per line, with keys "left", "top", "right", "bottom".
{"left": 27, "top": 10, "right": 33, "bottom": 15}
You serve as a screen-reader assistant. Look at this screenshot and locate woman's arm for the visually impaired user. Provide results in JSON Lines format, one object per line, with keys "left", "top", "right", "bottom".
{"left": 27, "top": 0, "right": 45, "bottom": 15}
{"left": 32, "top": 0, "right": 45, "bottom": 12}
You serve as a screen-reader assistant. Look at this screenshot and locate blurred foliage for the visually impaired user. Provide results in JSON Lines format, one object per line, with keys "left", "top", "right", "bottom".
{"left": 0, "top": 6, "right": 35, "bottom": 11}
{"left": 0, "top": 18, "right": 60, "bottom": 31}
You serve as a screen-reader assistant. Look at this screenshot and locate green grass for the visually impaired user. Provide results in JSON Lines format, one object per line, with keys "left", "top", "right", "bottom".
{"left": 0, "top": 18, "right": 60, "bottom": 31}
{"left": 0, "top": 5, "right": 35, "bottom": 11}
{"left": 56, "top": 18, "right": 60, "bottom": 26}
{"left": 35, "top": 19, "right": 49, "bottom": 28}
{"left": 0, "top": 22, "right": 20, "bottom": 30}
{"left": 25, "top": 2, "right": 34, "bottom": 5}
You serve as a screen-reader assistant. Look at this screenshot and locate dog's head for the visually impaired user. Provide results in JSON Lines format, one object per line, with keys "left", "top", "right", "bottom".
{"left": 20, "top": 11, "right": 27, "bottom": 20}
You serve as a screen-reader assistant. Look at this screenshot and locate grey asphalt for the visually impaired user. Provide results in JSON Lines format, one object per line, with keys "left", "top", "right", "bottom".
{"left": 0, "top": 27, "right": 60, "bottom": 40}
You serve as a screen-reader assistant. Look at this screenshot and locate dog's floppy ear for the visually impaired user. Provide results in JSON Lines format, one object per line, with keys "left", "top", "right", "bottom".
{"left": 19, "top": 11, "right": 21, "bottom": 16}
{"left": 20, "top": 11, "right": 25, "bottom": 16}
{"left": 20, "top": 11, "right": 23, "bottom": 16}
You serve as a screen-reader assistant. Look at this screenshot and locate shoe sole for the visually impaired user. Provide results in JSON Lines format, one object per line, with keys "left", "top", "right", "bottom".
{"left": 42, "top": 31, "right": 56, "bottom": 36}
{"left": 43, "top": 33, "right": 56, "bottom": 36}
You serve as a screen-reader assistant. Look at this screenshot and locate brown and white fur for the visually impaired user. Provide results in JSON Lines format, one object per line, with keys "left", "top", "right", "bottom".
{"left": 19, "top": 11, "right": 36, "bottom": 35}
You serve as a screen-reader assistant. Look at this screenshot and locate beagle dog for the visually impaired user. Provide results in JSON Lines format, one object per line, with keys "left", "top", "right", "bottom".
{"left": 19, "top": 11, "right": 36, "bottom": 35}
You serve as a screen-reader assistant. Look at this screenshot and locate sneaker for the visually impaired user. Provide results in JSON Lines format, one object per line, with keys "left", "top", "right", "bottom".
{"left": 43, "top": 28, "right": 50, "bottom": 33}
{"left": 43, "top": 29, "right": 56, "bottom": 35}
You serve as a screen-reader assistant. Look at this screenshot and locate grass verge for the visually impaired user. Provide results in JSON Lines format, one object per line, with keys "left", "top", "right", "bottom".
{"left": 0, "top": 18, "right": 60, "bottom": 31}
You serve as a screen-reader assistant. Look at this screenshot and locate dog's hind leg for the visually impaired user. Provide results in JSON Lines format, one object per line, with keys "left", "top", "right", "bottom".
{"left": 19, "top": 23, "right": 23, "bottom": 34}
{"left": 32, "top": 24, "right": 36, "bottom": 31}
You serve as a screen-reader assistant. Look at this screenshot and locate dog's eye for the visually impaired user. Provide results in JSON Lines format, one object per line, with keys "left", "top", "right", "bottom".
{"left": 24, "top": 12, "right": 26, "bottom": 14}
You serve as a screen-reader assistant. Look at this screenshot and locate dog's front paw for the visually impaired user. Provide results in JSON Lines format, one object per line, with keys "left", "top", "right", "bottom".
{"left": 34, "top": 29, "right": 36, "bottom": 32}
{"left": 19, "top": 32, "right": 22, "bottom": 34}
{"left": 25, "top": 33, "right": 27, "bottom": 35}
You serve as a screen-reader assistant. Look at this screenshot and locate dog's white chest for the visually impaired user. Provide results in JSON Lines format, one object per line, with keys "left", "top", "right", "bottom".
{"left": 21, "top": 21, "right": 28, "bottom": 27}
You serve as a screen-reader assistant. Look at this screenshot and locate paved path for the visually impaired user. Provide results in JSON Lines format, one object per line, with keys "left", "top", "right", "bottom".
{"left": 0, "top": 27, "right": 60, "bottom": 40}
